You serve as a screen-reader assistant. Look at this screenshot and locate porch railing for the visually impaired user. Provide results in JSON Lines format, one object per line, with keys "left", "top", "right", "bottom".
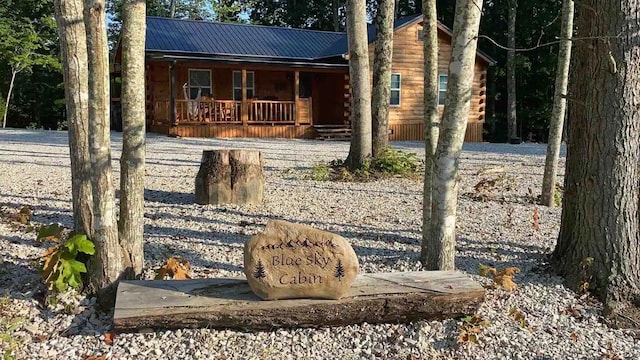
{"left": 248, "top": 100, "right": 295, "bottom": 124}
{"left": 152, "top": 98, "right": 310, "bottom": 125}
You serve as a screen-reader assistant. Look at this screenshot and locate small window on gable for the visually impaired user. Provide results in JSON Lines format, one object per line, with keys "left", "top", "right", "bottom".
{"left": 188, "top": 69, "right": 211, "bottom": 99}
{"left": 418, "top": 28, "right": 424, "bottom": 41}
{"left": 438, "top": 74, "right": 448, "bottom": 105}
{"left": 390, "top": 73, "right": 401, "bottom": 106}
{"left": 233, "top": 71, "right": 255, "bottom": 100}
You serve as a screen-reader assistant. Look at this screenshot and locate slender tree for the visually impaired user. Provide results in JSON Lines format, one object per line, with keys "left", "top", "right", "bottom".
{"left": 54, "top": 0, "right": 93, "bottom": 236}
{"left": 554, "top": 0, "right": 640, "bottom": 328}
{"left": 345, "top": 0, "right": 372, "bottom": 168}
{"left": 371, "top": 0, "right": 395, "bottom": 157}
{"left": 119, "top": 0, "right": 146, "bottom": 278}
{"left": 541, "top": 0, "right": 573, "bottom": 207}
{"left": 424, "top": 0, "right": 484, "bottom": 270}
{"left": 84, "top": 0, "right": 123, "bottom": 293}
{"left": 420, "top": 0, "right": 439, "bottom": 265}
{"left": 506, "top": 0, "right": 518, "bottom": 142}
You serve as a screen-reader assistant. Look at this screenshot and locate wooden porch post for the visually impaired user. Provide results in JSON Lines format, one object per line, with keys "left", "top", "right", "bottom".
{"left": 170, "top": 61, "right": 176, "bottom": 126}
{"left": 294, "top": 70, "right": 300, "bottom": 126}
{"left": 241, "top": 69, "right": 248, "bottom": 126}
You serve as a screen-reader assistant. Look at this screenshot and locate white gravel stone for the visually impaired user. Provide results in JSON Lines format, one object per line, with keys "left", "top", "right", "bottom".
{"left": 1, "top": 129, "right": 639, "bottom": 359}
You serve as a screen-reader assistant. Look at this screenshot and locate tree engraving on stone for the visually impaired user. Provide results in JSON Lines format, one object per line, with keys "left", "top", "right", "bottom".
{"left": 253, "top": 259, "right": 266, "bottom": 280}
{"left": 335, "top": 260, "right": 345, "bottom": 280}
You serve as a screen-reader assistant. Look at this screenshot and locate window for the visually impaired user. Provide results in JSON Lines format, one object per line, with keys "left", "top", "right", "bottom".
{"left": 418, "top": 29, "right": 424, "bottom": 41}
{"left": 188, "top": 69, "right": 211, "bottom": 99}
{"left": 390, "top": 73, "right": 401, "bottom": 106}
{"left": 438, "top": 74, "right": 448, "bottom": 105}
{"left": 233, "top": 71, "right": 255, "bottom": 100}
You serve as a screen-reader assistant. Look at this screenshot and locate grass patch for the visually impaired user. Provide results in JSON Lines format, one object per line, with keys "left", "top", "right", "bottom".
{"left": 308, "top": 147, "right": 422, "bottom": 182}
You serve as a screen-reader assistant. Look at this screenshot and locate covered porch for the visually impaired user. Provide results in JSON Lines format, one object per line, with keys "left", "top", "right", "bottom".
{"left": 145, "top": 60, "right": 348, "bottom": 138}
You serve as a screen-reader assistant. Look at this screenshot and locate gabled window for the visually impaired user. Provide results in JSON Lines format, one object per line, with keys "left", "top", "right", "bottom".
{"left": 438, "top": 74, "right": 448, "bottom": 105}
{"left": 390, "top": 73, "right": 401, "bottom": 106}
{"left": 188, "top": 69, "right": 211, "bottom": 99}
{"left": 233, "top": 71, "right": 255, "bottom": 100}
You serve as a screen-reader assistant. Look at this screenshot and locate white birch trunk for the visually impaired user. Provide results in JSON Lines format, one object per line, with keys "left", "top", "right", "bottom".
{"left": 54, "top": 0, "right": 94, "bottom": 237}
{"left": 420, "top": 0, "right": 439, "bottom": 265}
{"left": 426, "top": 0, "right": 484, "bottom": 270}
{"left": 346, "top": 0, "right": 372, "bottom": 168}
{"left": 541, "top": 0, "right": 574, "bottom": 207}
{"left": 84, "top": 0, "right": 122, "bottom": 293}
{"left": 2, "top": 70, "right": 17, "bottom": 128}
{"left": 118, "top": 0, "right": 146, "bottom": 278}
{"left": 371, "top": 0, "right": 395, "bottom": 158}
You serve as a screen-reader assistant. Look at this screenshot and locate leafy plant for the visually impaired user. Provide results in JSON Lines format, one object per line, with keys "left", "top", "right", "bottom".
{"left": 553, "top": 182, "right": 564, "bottom": 207}
{"left": 307, "top": 148, "right": 421, "bottom": 182}
{"left": 155, "top": 257, "right": 192, "bottom": 280}
{"left": 457, "top": 314, "right": 490, "bottom": 344}
{"left": 309, "top": 163, "right": 330, "bottom": 181}
{"left": 41, "top": 234, "right": 95, "bottom": 292}
{"left": 0, "top": 295, "right": 25, "bottom": 360}
{"left": 509, "top": 307, "right": 533, "bottom": 331}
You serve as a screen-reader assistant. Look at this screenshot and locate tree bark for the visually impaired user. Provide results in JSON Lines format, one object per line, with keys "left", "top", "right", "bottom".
{"left": 420, "top": 0, "right": 439, "bottom": 265}
{"left": 333, "top": 0, "right": 340, "bottom": 32}
{"left": 54, "top": 0, "right": 93, "bottom": 237}
{"left": 2, "top": 70, "right": 17, "bottom": 128}
{"left": 506, "top": 0, "right": 518, "bottom": 141}
{"left": 195, "top": 150, "right": 264, "bottom": 205}
{"left": 84, "top": 0, "right": 123, "bottom": 294}
{"left": 345, "top": 0, "right": 372, "bottom": 168}
{"left": 169, "top": 0, "right": 176, "bottom": 18}
{"left": 371, "top": 0, "right": 395, "bottom": 158}
{"left": 554, "top": 0, "right": 640, "bottom": 329}
{"left": 424, "top": 0, "right": 484, "bottom": 271}
{"left": 118, "top": 0, "right": 146, "bottom": 279}
{"left": 541, "top": 0, "right": 573, "bottom": 207}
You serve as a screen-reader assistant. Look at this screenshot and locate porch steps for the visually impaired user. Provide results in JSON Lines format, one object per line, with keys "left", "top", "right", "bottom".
{"left": 314, "top": 125, "right": 351, "bottom": 141}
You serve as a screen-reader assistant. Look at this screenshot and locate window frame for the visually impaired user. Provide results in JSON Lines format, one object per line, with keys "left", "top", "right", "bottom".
{"left": 438, "top": 74, "right": 448, "bottom": 106}
{"left": 390, "top": 73, "right": 401, "bottom": 107}
{"left": 187, "top": 69, "right": 212, "bottom": 99}
{"left": 233, "top": 70, "right": 255, "bottom": 101}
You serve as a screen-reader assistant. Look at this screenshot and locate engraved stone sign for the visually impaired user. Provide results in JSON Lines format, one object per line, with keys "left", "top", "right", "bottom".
{"left": 244, "top": 220, "right": 359, "bottom": 300}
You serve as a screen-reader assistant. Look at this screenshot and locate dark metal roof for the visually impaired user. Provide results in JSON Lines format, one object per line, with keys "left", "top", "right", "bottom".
{"left": 145, "top": 15, "right": 496, "bottom": 65}
{"left": 146, "top": 17, "right": 346, "bottom": 60}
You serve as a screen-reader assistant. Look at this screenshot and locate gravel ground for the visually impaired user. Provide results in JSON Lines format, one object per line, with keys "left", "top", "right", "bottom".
{"left": 0, "top": 129, "right": 638, "bottom": 359}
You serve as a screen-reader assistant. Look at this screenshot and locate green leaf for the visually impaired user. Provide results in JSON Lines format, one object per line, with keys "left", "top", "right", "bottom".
{"left": 68, "top": 234, "right": 95, "bottom": 255}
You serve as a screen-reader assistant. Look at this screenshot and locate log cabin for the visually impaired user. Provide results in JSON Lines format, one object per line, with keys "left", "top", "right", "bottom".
{"left": 111, "top": 14, "right": 495, "bottom": 141}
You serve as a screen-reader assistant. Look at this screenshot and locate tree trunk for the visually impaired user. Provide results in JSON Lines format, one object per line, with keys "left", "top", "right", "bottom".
{"left": 506, "top": 0, "right": 518, "bottom": 141}
{"left": 169, "top": 0, "right": 176, "bottom": 18}
{"left": 424, "top": 0, "right": 484, "bottom": 271}
{"left": 333, "top": 0, "right": 340, "bottom": 32}
{"left": 118, "top": 0, "right": 146, "bottom": 279}
{"left": 420, "top": 0, "right": 439, "bottom": 265}
{"left": 54, "top": 0, "right": 94, "bottom": 237}
{"left": 2, "top": 70, "right": 17, "bottom": 129}
{"left": 541, "top": 0, "right": 573, "bottom": 207}
{"left": 345, "top": 0, "right": 372, "bottom": 168}
{"left": 84, "top": 0, "right": 122, "bottom": 295}
{"left": 554, "top": 0, "right": 640, "bottom": 329}
{"left": 195, "top": 150, "right": 265, "bottom": 205}
{"left": 371, "top": 0, "right": 395, "bottom": 158}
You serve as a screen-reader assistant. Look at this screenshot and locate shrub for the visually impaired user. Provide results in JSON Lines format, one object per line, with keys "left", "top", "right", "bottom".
{"left": 308, "top": 147, "right": 421, "bottom": 182}
{"left": 41, "top": 234, "right": 95, "bottom": 292}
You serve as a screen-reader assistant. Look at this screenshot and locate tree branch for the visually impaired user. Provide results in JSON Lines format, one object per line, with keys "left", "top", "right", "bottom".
{"left": 477, "top": 33, "right": 623, "bottom": 53}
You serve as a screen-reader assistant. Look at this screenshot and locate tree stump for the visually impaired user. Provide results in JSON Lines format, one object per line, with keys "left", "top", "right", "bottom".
{"left": 195, "top": 150, "right": 264, "bottom": 205}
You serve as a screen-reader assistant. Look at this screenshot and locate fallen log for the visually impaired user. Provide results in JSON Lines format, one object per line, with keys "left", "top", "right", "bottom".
{"left": 114, "top": 271, "right": 485, "bottom": 331}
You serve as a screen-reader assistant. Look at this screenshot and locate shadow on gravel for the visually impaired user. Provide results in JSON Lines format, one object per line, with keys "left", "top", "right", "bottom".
{"left": 144, "top": 189, "right": 195, "bottom": 205}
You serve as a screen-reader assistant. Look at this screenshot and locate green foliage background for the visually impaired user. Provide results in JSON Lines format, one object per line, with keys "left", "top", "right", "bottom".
{"left": 2, "top": 0, "right": 563, "bottom": 141}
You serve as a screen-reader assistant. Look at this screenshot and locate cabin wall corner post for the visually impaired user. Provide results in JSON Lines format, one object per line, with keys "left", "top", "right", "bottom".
{"left": 294, "top": 70, "right": 300, "bottom": 126}
{"left": 241, "top": 69, "right": 248, "bottom": 126}
{"left": 170, "top": 61, "right": 176, "bottom": 126}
